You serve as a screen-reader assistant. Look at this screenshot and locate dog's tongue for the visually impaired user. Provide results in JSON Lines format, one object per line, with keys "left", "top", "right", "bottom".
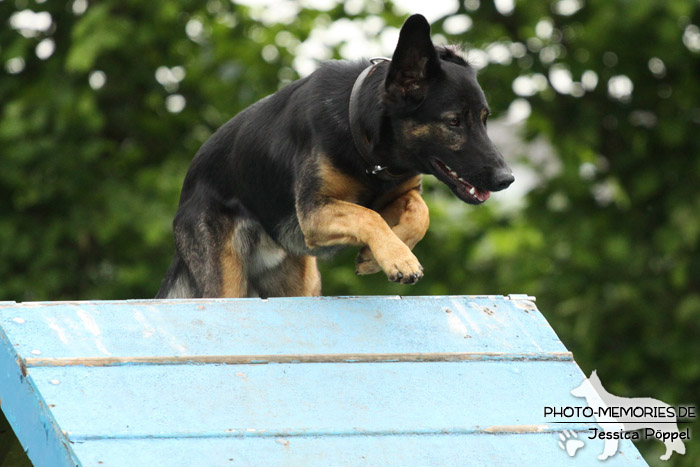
{"left": 475, "top": 189, "right": 491, "bottom": 202}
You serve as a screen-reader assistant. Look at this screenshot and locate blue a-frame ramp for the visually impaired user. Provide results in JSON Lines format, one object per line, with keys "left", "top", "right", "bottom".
{"left": 1, "top": 296, "right": 647, "bottom": 466}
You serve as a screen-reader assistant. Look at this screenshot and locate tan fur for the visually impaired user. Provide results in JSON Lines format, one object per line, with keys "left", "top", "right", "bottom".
{"left": 401, "top": 121, "right": 466, "bottom": 152}
{"left": 299, "top": 200, "right": 423, "bottom": 282}
{"left": 318, "top": 155, "right": 366, "bottom": 202}
{"left": 379, "top": 189, "right": 430, "bottom": 248}
{"left": 217, "top": 163, "right": 429, "bottom": 293}
{"left": 372, "top": 175, "right": 422, "bottom": 214}
{"left": 220, "top": 247, "right": 321, "bottom": 298}
{"left": 259, "top": 254, "right": 322, "bottom": 297}
{"left": 481, "top": 108, "right": 489, "bottom": 122}
{"left": 403, "top": 121, "right": 433, "bottom": 139}
{"left": 297, "top": 255, "right": 322, "bottom": 296}
{"left": 219, "top": 244, "right": 248, "bottom": 297}
{"left": 357, "top": 175, "right": 430, "bottom": 275}
{"left": 299, "top": 171, "right": 426, "bottom": 283}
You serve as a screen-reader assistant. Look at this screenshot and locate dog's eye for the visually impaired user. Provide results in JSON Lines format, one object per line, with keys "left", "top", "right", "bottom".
{"left": 481, "top": 109, "right": 490, "bottom": 124}
{"left": 448, "top": 117, "right": 461, "bottom": 127}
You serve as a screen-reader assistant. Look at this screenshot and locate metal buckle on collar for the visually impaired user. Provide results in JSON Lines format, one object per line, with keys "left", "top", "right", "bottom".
{"left": 369, "top": 57, "right": 391, "bottom": 65}
{"left": 367, "top": 165, "right": 388, "bottom": 175}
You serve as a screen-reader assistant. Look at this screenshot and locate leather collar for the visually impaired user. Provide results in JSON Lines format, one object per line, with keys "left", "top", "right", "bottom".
{"left": 348, "top": 58, "right": 410, "bottom": 181}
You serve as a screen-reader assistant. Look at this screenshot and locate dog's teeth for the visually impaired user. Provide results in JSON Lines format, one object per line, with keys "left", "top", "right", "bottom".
{"left": 450, "top": 171, "right": 458, "bottom": 177}
{"left": 458, "top": 177, "right": 466, "bottom": 183}
{"left": 469, "top": 187, "right": 476, "bottom": 195}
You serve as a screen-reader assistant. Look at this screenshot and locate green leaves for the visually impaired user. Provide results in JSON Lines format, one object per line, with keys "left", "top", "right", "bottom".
{"left": 66, "top": 4, "right": 133, "bottom": 73}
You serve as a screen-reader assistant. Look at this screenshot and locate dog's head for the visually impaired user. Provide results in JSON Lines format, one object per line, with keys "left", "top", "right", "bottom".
{"left": 384, "top": 15, "right": 513, "bottom": 205}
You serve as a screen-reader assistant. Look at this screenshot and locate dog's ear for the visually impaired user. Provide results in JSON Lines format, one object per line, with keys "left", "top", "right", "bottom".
{"left": 385, "top": 14, "right": 441, "bottom": 110}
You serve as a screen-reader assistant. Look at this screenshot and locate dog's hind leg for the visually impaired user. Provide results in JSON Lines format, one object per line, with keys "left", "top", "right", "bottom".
{"left": 252, "top": 254, "right": 321, "bottom": 298}
{"left": 356, "top": 178, "right": 429, "bottom": 275}
{"left": 166, "top": 196, "right": 251, "bottom": 298}
{"left": 156, "top": 253, "right": 198, "bottom": 298}
{"left": 288, "top": 255, "right": 322, "bottom": 296}
{"left": 219, "top": 237, "right": 249, "bottom": 298}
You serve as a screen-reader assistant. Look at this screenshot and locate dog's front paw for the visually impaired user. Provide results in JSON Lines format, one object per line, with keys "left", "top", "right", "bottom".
{"left": 374, "top": 243, "right": 424, "bottom": 284}
{"left": 387, "top": 259, "right": 424, "bottom": 284}
{"left": 355, "top": 247, "right": 382, "bottom": 275}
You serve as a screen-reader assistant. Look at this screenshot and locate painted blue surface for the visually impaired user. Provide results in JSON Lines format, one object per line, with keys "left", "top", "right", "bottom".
{"left": 0, "top": 318, "right": 80, "bottom": 466}
{"left": 72, "top": 433, "right": 644, "bottom": 467}
{"left": 0, "top": 296, "right": 648, "bottom": 466}
{"left": 0, "top": 296, "right": 565, "bottom": 359}
{"left": 33, "top": 361, "right": 586, "bottom": 437}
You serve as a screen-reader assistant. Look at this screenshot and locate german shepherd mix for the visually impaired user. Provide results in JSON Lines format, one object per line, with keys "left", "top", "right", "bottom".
{"left": 157, "top": 14, "right": 513, "bottom": 299}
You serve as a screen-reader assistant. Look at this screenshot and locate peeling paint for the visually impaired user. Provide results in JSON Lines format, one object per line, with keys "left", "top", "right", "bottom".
{"left": 23, "top": 351, "right": 574, "bottom": 367}
{"left": 452, "top": 300, "right": 482, "bottom": 334}
{"left": 45, "top": 317, "right": 71, "bottom": 344}
{"left": 76, "top": 310, "right": 101, "bottom": 337}
{"left": 132, "top": 311, "right": 156, "bottom": 339}
{"left": 484, "top": 424, "right": 549, "bottom": 433}
{"left": 445, "top": 309, "right": 469, "bottom": 336}
{"left": 513, "top": 300, "right": 537, "bottom": 311}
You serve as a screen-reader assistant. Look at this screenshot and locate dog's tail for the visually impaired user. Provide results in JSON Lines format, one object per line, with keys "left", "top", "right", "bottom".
{"left": 156, "top": 254, "right": 197, "bottom": 298}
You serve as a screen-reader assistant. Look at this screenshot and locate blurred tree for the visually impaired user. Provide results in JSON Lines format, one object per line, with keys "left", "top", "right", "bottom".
{"left": 1, "top": 0, "right": 698, "bottom": 465}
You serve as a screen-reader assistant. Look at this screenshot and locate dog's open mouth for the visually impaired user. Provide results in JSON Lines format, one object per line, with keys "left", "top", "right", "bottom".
{"left": 432, "top": 160, "right": 491, "bottom": 205}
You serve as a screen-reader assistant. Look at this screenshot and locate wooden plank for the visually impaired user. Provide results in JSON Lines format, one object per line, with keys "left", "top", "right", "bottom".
{"left": 0, "top": 296, "right": 563, "bottom": 361}
{"left": 0, "top": 296, "right": 649, "bottom": 466}
{"left": 31, "top": 361, "right": 599, "bottom": 438}
{"left": 23, "top": 351, "right": 573, "bottom": 367}
{"left": 69, "top": 434, "right": 647, "bottom": 467}
{"left": 0, "top": 324, "right": 80, "bottom": 466}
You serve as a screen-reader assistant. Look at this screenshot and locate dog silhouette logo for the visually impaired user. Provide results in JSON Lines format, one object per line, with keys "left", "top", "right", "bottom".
{"left": 571, "top": 370, "right": 687, "bottom": 461}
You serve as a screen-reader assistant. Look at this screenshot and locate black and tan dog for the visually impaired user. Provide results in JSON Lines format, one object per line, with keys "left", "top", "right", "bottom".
{"left": 157, "top": 14, "right": 513, "bottom": 299}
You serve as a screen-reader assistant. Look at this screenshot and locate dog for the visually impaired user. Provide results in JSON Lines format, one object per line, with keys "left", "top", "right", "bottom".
{"left": 571, "top": 370, "right": 686, "bottom": 461}
{"left": 156, "top": 14, "right": 514, "bottom": 299}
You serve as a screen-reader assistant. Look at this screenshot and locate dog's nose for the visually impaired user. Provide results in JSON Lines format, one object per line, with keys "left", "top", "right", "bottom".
{"left": 490, "top": 168, "right": 515, "bottom": 191}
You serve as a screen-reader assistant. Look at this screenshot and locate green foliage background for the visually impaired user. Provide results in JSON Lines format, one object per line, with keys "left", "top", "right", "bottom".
{"left": 1, "top": 0, "right": 699, "bottom": 465}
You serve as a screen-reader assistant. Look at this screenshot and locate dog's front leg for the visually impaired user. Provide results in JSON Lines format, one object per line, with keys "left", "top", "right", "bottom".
{"left": 299, "top": 198, "right": 424, "bottom": 284}
{"left": 356, "top": 185, "right": 430, "bottom": 276}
